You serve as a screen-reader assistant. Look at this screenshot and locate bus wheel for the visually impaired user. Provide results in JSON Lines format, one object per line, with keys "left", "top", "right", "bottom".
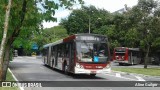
{"left": 90, "top": 74, "right": 96, "bottom": 77}
{"left": 43, "top": 57, "right": 46, "bottom": 65}
{"left": 119, "top": 63, "right": 123, "bottom": 66}
{"left": 64, "top": 65, "right": 68, "bottom": 75}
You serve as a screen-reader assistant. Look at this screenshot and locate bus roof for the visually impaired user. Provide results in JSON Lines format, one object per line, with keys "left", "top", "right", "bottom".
{"left": 43, "top": 39, "right": 63, "bottom": 48}
{"left": 75, "top": 33, "right": 107, "bottom": 37}
{"left": 128, "top": 48, "right": 140, "bottom": 51}
{"left": 43, "top": 34, "right": 107, "bottom": 48}
{"left": 115, "top": 47, "right": 140, "bottom": 51}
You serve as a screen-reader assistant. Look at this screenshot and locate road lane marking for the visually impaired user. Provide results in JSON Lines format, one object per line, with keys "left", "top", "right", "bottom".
{"left": 40, "top": 67, "right": 45, "bottom": 69}
{"left": 8, "top": 68, "right": 24, "bottom": 90}
{"left": 8, "top": 68, "right": 18, "bottom": 81}
{"left": 116, "top": 73, "right": 121, "bottom": 77}
{"left": 17, "top": 57, "right": 23, "bottom": 58}
{"left": 105, "top": 73, "right": 137, "bottom": 81}
{"left": 135, "top": 76, "right": 145, "bottom": 81}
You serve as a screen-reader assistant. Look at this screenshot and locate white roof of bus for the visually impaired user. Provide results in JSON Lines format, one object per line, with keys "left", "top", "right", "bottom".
{"left": 43, "top": 34, "right": 107, "bottom": 48}
{"left": 43, "top": 39, "right": 63, "bottom": 48}
{"left": 128, "top": 48, "right": 139, "bottom": 51}
{"left": 115, "top": 47, "right": 140, "bottom": 51}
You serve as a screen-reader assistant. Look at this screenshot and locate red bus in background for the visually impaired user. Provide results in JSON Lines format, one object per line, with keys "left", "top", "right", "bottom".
{"left": 42, "top": 34, "right": 111, "bottom": 76}
{"left": 112, "top": 47, "right": 141, "bottom": 65}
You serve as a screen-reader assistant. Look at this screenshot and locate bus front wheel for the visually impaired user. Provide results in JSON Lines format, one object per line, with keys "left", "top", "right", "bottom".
{"left": 119, "top": 63, "right": 124, "bottom": 66}
{"left": 64, "top": 65, "right": 69, "bottom": 75}
{"left": 90, "top": 74, "right": 96, "bottom": 77}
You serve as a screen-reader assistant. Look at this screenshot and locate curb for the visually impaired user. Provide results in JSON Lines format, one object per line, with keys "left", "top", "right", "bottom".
{"left": 8, "top": 68, "right": 24, "bottom": 90}
{"left": 112, "top": 70, "right": 160, "bottom": 79}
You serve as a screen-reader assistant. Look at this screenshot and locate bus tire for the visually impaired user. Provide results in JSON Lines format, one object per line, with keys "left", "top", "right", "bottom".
{"left": 43, "top": 57, "right": 46, "bottom": 65}
{"left": 119, "top": 63, "right": 123, "bottom": 66}
{"left": 52, "top": 59, "right": 54, "bottom": 67}
{"left": 90, "top": 74, "right": 96, "bottom": 77}
{"left": 64, "top": 64, "right": 68, "bottom": 75}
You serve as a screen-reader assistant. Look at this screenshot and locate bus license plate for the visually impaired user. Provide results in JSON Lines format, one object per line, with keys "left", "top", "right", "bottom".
{"left": 91, "top": 71, "right": 96, "bottom": 73}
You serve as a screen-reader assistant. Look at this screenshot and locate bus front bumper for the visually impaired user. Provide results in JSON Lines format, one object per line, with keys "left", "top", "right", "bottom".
{"left": 113, "top": 60, "right": 128, "bottom": 63}
{"left": 74, "top": 67, "right": 111, "bottom": 74}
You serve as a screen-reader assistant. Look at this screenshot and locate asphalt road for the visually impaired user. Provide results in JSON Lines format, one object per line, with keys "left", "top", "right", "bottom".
{"left": 8, "top": 56, "right": 160, "bottom": 90}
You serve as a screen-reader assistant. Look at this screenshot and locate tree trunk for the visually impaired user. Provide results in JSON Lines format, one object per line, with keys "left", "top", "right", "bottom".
{"left": 2, "top": 43, "right": 11, "bottom": 81}
{"left": 144, "top": 45, "right": 150, "bottom": 69}
{"left": 0, "top": 0, "right": 12, "bottom": 81}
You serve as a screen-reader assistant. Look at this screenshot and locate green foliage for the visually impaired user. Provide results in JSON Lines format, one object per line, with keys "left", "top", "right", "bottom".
{"left": 0, "top": 0, "right": 83, "bottom": 56}
{"left": 60, "top": 5, "right": 111, "bottom": 34}
{"left": 13, "top": 25, "right": 68, "bottom": 55}
{"left": 152, "top": 37, "right": 160, "bottom": 49}
{"left": 32, "top": 25, "right": 68, "bottom": 51}
{"left": 124, "top": 28, "right": 140, "bottom": 47}
{"left": 60, "top": 0, "right": 160, "bottom": 58}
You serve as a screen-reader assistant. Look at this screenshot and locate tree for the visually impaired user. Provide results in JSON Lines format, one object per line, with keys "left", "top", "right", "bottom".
{"left": 32, "top": 25, "right": 68, "bottom": 51}
{"left": 110, "top": 0, "right": 160, "bottom": 68}
{"left": 133, "top": 0, "right": 160, "bottom": 68}
{"left": 0, "top": 0, "right": 83, "bottom": 81}
{"left": 60, "top": 5, "right": 111, "bottom": 34}
{"left": 0, "top": 0, "right": 12, "bottom": 80}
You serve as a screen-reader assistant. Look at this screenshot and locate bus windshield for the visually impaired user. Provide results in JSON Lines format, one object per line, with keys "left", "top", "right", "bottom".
{"left": 76, "top": 41, "right": 109, "bottom": 63}
{"left": 115, "top": 48, "right": 126, "bottom": 56}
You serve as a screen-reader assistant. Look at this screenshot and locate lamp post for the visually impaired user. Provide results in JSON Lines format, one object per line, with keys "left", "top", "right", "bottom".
{"left": 88, "top": 10, "right": 93, "bottom": 34}
{"left": 54, "top": 29, "right": 55, "bottom": 38}
{"left": 89, "top": 16, "right": 91, "bottom": 34}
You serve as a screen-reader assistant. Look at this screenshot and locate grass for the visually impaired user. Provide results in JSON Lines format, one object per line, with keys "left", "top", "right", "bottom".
{"left": 6, "top": 70, "right": 16, "bottom": 81}
{"left": 0, "top": 70, "right": 20, "bottom": 90}
{"left": 112, "top": 68, "right": 160, "bottom": 76}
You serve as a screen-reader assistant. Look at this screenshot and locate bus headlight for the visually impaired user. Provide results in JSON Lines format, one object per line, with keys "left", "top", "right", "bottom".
{"left": 76, "top": 63, "right": 84, "bottom": 69}
{"left": 105, "top": 64, "right": 111, "bottom": 69}
{"left": 122, "top": 56, "right": 124, "bottom": 59}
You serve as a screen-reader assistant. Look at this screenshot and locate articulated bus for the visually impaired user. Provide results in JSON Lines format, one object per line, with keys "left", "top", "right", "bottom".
{"left": 112, "top": 47, "right": 141, "bottom": 65}
{"left": 42, "top": 34, "right": 111, "bottom": 76}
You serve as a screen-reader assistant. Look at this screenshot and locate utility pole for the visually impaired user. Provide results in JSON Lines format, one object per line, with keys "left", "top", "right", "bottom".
{"left": 89, "top": 16, "right": 90, "bottom": 34}
{"left": 89, "top": 10, "right": 93, "bottom": 34}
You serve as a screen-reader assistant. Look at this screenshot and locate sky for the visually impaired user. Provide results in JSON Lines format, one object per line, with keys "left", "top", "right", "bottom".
{"left": 43, "top": 0, "right": 138, "bottom": 28}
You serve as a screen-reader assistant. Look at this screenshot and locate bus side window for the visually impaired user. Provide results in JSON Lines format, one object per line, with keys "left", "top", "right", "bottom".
{"left": 65, "top": 43, "right": 69, "bottom": 57}
{"left": 61, "top": 44, "right": 65, "bottom": 57}
{"left": 71, "top": 42, "right": 75, "bottom": 58}
{"left": 58, "top": 44, "right": 65, "bottom": 57}
{"left": 132, "top": 51, "right": 137, "bottom": 56}
{"left": 51, "top": 46, "right": 54, "bottom": 56}
{"left": 42, "top": 48, "right": 46, "bottom": 56}
{"left": 69, "top": 42, "right": 75, "bottom": 63}
{"left": 58, "top": 45, "right": 62, "bottom": 57}
{"left": 128, "top": 50, "right": 131, "bottom": 56}
{"left": 61, "top": 43, "right": 66, "bottom": 57}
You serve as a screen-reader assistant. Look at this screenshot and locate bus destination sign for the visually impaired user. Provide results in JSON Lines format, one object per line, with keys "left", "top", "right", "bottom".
{"left": 115, "top": 48, "right": 126, "bottom": 52}
{"left": 77, "top": 36, "right": 106, "bottom": 41}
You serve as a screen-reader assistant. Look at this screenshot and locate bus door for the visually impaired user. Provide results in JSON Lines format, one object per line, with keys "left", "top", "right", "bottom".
{"left": 68, "top": 42, "right": 75, "bottom": 72}
{"left": 128, "top": 50, "right": 133, "bottom": 64}
{"left": 51, "top": 46, "right": 56, "bottom": 67}
{"left": 57, "top": 44, "right": 64, "bottom": 70}
{"left": 129, "top": 50, "right": 137, "bottom": 64}
{"left": 132, "top": 51, "right": 140, "bottom": 64}
{"left": 42, "top": 48, "right": 47, "bottom": 64}
{"left": 48, "top": 47, "right": 52, "bottom": 66}
{"left": 54, "top": 46, "right": 58, "bottom": 67}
